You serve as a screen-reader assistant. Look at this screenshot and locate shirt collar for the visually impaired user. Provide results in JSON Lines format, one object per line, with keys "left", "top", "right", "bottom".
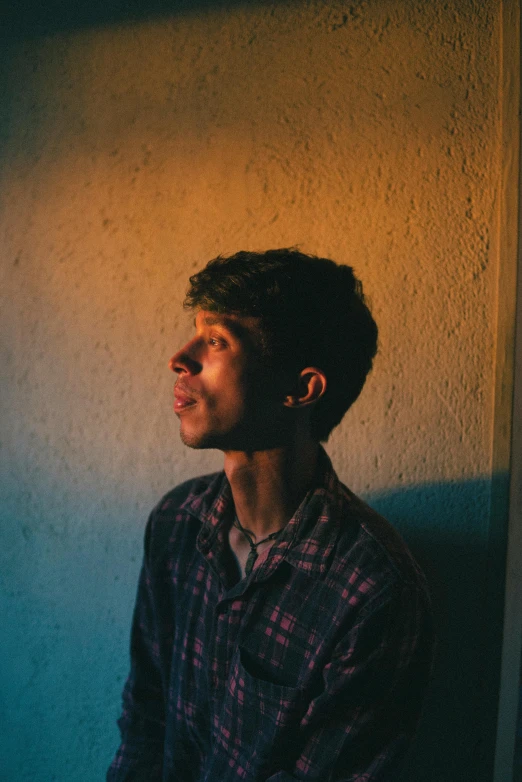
{"left": 180, "top": 447, "right": 349, "bottom": 580}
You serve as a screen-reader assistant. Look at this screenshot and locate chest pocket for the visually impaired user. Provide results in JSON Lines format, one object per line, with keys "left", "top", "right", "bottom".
{"left": 212, "top": 647, "right": 308, "bottom": 776}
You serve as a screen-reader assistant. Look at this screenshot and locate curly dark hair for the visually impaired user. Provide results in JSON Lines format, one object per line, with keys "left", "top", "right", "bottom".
{"left": 184, "top": 248, "right": 378, "bottom": 442}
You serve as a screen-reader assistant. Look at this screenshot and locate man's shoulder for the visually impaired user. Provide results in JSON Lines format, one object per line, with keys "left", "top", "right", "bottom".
{"left": 143, "top": 471, "right": 224, "bottom": 558}
{"left": 153, "top": 471, "right": 224, "bottom": 516}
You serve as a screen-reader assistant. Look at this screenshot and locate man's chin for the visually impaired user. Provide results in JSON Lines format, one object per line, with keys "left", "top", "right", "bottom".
{"left": 179, "top": 423, "right": 251, "bottom": 451}
{"left": 180, "top": 431, "right": 206, "bottom": 449}
{"left": 179, "top": 426, "right": 221, "bottom": 450}
{"left": 179, "top": 422, "right": 292, "bottom": 452}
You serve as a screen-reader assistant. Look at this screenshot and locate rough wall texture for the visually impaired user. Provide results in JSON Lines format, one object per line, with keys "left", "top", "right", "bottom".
{"left": 0, "top": 1, "right": 504, "bottom": 780}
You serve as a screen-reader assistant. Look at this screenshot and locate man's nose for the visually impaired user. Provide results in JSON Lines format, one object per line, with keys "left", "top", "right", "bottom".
{"left": 169, "top": 340, "right": 202, "bottom": 375}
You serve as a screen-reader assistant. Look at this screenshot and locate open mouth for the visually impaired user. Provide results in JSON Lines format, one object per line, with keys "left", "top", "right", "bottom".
{"left": 174, "top": 385, "right": 198, "bottom": 412}
{"left": 174, "top": 397, "right": 197, "bottom": 412}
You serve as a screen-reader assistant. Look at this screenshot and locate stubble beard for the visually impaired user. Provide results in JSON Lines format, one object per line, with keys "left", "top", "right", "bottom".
{"left": 179, "top": 426, "right": 218, "bottom": 450}
{"left": 179, "top": 414, "right": 293, "bottom": 453}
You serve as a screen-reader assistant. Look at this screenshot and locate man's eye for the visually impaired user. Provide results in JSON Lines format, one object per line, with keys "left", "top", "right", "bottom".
{"left": 208, "top": 337, "right": 225, "bottom": 347}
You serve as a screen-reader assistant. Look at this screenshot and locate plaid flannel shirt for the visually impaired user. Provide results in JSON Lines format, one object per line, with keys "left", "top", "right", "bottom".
{"left": 107, "top": 448, "right": 434, "bottom": 782}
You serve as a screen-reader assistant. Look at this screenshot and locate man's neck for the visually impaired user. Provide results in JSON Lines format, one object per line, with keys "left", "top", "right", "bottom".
{"left": 223, "top": 434, "right": 320, "bottom": 538}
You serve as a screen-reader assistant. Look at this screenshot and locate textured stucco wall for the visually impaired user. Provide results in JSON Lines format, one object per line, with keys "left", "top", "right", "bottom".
{"left": 0, "top": 1, "right": 507, "bottom": 780}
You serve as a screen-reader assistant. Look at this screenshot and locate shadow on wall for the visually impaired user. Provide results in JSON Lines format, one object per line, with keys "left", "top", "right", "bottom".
{"left": 3, "top": 0, "right": 272, "bottom": 39}
{"left": 367, "top": 477, "right": 499, "bottom": 782}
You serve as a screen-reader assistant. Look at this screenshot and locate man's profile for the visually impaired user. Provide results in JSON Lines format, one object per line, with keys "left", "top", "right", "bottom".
{"left": 107, "top": 249, "right": 434, "bottom": 781}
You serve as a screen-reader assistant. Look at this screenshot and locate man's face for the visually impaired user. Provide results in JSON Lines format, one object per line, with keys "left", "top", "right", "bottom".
{"left": 170, "top": 310, "right": 287, "bottom": 451}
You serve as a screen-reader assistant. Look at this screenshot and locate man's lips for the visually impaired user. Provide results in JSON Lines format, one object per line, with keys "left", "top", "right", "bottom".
{"left": 173, "top": 384, "right": 198, "bottom": 412}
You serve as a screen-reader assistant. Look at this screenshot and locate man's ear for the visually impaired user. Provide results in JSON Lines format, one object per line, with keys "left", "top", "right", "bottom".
{"left": 283, "top": 367, "right": 327, "bottom": 408}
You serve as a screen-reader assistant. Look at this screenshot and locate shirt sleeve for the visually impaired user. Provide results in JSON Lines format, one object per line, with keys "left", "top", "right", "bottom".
{"left": 266, "top": 578, "right": 434, "bottom": 782}
{"left": 106, "top": 518, "right": 166, "bottom": 782}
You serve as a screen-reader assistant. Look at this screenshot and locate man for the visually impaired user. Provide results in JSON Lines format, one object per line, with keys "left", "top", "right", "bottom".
{"left": 107, "top": 249, "right": 434, "bottom": 782}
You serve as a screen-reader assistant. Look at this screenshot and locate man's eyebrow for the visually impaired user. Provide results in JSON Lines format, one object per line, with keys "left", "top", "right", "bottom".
{"left": 200, "top": 314, "right": 249, "bottom": 340}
